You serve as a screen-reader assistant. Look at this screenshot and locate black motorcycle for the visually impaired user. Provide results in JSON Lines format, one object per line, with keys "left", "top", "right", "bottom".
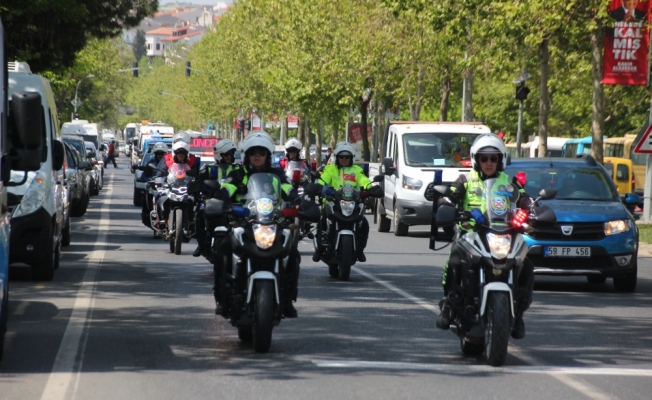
{"left": 313, "top": 176, "right": 383, "bottom": 280}
{"left": 204, "top": 173, "right": 319, "bottom": 352}
{"left": 433, "top": 179, "right": 556, "bottom": 366}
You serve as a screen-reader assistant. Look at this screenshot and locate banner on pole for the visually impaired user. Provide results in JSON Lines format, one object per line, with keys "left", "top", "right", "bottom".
{"left": 347, "top": 123, "right": 373, "bottom": 163}
{"left": 603, "top": 0, "right": 651, "bottom": 85}
{"left": 287, "top": 115, "right": 299, "bottom": 129}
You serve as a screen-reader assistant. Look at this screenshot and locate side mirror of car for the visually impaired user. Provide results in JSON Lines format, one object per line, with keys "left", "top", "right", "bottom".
{"left": 78, "top": 161, "right": 91, "bottom": 170}
{"left": 52, "top": 140, "right": 65, "bottom": 171}
{"left": 382, "top": 157, "right": 395, "bottom": 175}
{"left": 623, "top": 193, "right": 640, "bottom": 205}
{"left": 373, "top": 174, "right": 385, "bottom": 183}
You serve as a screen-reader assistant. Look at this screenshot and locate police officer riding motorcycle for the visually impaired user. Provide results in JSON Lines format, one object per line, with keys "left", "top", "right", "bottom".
{"left": 435, "top": 134, "right": 535, "bottom": 341}
{"left": 139, "top": 142, "right": 168, "bottom": 228}
{"left": 193, "top": 139, "right": 242, "bottom": 258}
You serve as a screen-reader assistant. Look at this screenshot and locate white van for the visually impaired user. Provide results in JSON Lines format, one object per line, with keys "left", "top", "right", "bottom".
{"left": 522, "top": 136, "right": 569, "bottom": 158}
{"left": 371, "top": 121, "right": 491, "bottom": 236}
{"left": 8, "top": 62, "right": 66, "bottom": 280}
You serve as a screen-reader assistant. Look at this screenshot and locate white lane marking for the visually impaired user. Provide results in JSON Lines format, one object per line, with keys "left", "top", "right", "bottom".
{"left": 351, "top": 266, "right": 617, "bottom": 400}
{"left": 312, "top": 359, "right": 652, "bottom": 377}
{"left": 40, "top": 176, "right": 113, "bottom": 400}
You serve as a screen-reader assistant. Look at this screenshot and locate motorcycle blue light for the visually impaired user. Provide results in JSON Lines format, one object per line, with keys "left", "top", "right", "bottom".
{"left": 232, "top": 205, "right": 250, "bottom": 217}
{"left": 433, "top": 169, "right": 443, "bottom": 184}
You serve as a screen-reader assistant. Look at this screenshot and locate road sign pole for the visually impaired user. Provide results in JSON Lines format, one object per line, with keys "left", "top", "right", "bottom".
{"left": 644, "top": 92, "right": 652, "bottom": 221}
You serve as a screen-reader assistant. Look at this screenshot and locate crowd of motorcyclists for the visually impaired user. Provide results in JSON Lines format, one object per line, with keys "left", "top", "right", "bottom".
{"left": 134, "top": 130, "right": 542, "bottom": 359}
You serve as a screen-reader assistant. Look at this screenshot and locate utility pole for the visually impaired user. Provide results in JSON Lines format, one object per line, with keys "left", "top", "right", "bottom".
{"left": 71, "top": 74, "right": 94, "bottom": 121}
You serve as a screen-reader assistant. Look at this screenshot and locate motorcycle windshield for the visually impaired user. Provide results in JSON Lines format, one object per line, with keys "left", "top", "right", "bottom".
{"left": 481, "top": 178, "right": 516, "bottom": 229}
{"left": 285, "top": 160, "right": 310, "bottom": 184}
{"left": 167, "top": 163, "right": 192, "bottom": 187}
{"left": 340, "top": 173, "right": 360, "bottom": 200}
{"left": 242, "top": 173, "right": 283, "bottom": 224}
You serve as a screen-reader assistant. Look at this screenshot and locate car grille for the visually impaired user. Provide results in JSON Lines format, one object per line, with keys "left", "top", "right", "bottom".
{"left": 529, "top": 254, "right": 613, "bottom": 270}
{"left": 528, "top": 223, "right": 605, "bottom": 241}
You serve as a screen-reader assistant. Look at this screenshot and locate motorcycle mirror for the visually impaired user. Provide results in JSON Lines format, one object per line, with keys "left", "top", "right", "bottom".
{"left": 205, "top": 198, "right": 225, "bottom": 217}
{"left": 434, "top": 185, "right": 449, "bottom": 196}
{"left": 436, "top": 204, "right": 457, "bottom": 227}
{"left": 187, "top": 180, "right": 200, "bottom": 194}
{"left": 304, "top": 183, "right": 322, "bottom": 196}
{"left": 203, "top": 180, "right": 221, "bottom": 191}
{"left": 538, "top": 188, "right": 557, "bottom": 200}
{"left": 474, "top": 187, "right": 483, "bottom": 196}
{"left": 529, "top": 205, "right": 556, "bottom": 226}
{"left": 373, "top": 174, "right": 385, "bottom": 183}
{"left": 367, "top": 185, "right": 383, "bottom": 198}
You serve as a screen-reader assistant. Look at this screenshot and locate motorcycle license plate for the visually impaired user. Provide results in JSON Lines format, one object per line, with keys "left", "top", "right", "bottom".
{"left": 544, "top": 246, "right": 590, "bottom": 257}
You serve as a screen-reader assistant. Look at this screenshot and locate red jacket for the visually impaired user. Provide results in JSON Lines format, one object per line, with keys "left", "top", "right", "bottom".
{"left": 164, "top": 152, "right": 196, "bottom": 168}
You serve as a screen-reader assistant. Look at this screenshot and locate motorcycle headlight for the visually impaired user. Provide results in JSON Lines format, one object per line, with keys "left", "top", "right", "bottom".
{"left": 14, "top": 173, "right": 47, "bottom": 218}
{"left": 402, "top": 175, "right": 423, "bottom": 190}
{"left": 486, "top": 233, "right": 511, "bottom": 260}
{"left": 340, "top": 200, "right": 356, "bottom": 216}
{"left": 604, "top": 219, "right": 631, "bottom": 235}
{"left": 253, "top": 224, "right": 277, "bottom": 249}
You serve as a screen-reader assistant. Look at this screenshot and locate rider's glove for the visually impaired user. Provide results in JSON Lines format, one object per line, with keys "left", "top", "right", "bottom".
{"left": 236, "top": 184, "right": 247, "bottom": 195}
{"left": 322, "top": 185, "right": 336, "bottom": 197}
{"left": 470, "top": 208, "right": 486, "bottom": 225}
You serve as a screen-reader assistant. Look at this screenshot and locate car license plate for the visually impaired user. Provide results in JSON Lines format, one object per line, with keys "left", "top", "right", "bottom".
{"left": 544, "top": 246, "right": 591, "bottom": 257}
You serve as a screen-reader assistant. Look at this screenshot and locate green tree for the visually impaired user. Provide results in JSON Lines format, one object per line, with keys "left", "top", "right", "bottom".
{"left": 133, "top": 30, "right": 147, "bottom": 62}
{"left": 0, "top": 0, "right": 157, "bottom": 72}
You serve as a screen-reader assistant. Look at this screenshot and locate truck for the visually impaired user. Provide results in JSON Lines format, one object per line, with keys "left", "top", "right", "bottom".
{"left": 1, "top": 17, "right": 47, "bottom": 360}
{"left": 369, "top": 121, "right": 491, "bottom": 236}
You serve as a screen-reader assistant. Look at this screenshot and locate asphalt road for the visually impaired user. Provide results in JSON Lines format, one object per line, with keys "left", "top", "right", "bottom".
{"left": 1, "top": 161, "right": 651, "bottom": 400}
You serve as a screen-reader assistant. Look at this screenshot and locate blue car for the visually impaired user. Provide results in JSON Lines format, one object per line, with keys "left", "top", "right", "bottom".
{"left": 505, "top": 156, "right": 639, "bottom": 292}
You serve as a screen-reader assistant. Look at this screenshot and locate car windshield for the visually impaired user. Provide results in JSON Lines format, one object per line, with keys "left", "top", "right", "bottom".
{"left": 64, "top": 138, "right": 84, "bottom": 155}
{"left": 505, "top": 165, "right": 618, "bottom": 201}
{"left": 141, "top": 153, "right": 155, "bottom": 165}
{"left": 402, "top": 133, "right": 476, "bottom": 167}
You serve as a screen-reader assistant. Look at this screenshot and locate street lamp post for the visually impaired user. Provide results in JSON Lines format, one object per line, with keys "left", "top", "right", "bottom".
{"left": 72, "top": 74, "right": 94, "bottom": 121}
{"left": 513, "top": 68, "right": 531, "bottom": 156}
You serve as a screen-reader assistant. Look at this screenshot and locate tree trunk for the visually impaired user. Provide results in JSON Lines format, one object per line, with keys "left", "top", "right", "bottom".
{"left": 296, "top": 115, "right": 303, "bottom": 145}
{"left": 361, "top": 93, "right": 373, "bottom": 161}
{"left": 377, "top": 100, "right": 386, "bottom": 160}
{"left": 590, "top": 23, "right": 605, "bottom": 164}
{"left": 331, "top": 123, "right": 338, "bottom": 149}
{"left": 463, "top": 67, "right": 474, "bottom": 122}
{"left": 303, "top": 115, "right": 310, "bottom": 161}
{"left": 411, "top": 66, "right": 425, "bottom": 121}
{"left": 440, "top": 75, "right": 451, "bottom": 122}
{"left": 538, "top": 39, "right": 550, "bottom": 158}
{"left": 316, "top": 121, "right": 323, "bottom": 167}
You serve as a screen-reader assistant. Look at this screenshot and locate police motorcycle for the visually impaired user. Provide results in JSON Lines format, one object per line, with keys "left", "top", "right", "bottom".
{"left": 313, "top": 175, "right": 384, "bottom": 281}
{"left": 148, "top": 163, "right": 199, "bottom": 254}
{"left": 203, "top": 173, "right": 320, "bottom": 352}
{"left": 433, "top": 178, "right": 556, "bottom": 366}
{"left": 284, "top": 160, "right": 318, "bottom": 242}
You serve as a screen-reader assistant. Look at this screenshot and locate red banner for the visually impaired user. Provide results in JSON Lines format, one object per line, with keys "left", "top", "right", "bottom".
{"left": 347, "top": 123, "right": 373, "bottom": 163}
{"left": 603, "top": 0, "right": 651, "bottom": 85}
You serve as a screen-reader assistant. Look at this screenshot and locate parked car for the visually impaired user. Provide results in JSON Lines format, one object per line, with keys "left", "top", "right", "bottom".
{"left": 133, "top": 152, "right": 157, "bottom": 207}
{"left": 8, "top": 62, "right": 66, "bottom": 281}
{"left": 504, "top": 156, "right": 639, "bottom": 292}
{"left": 64, "top": 135, "right": 97, "bottom": 198}
{"left": 85, "top": 141, "right": 103, "bottom": 195}
{"left": 64, "top": 143, "right": 91, "bottom": 217}
{"left": 59, "top": 146, "right": 72, "bottom": 247}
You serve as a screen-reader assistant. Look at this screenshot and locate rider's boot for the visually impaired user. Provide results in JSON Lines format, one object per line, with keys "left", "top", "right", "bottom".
{"left": 512, "top": 314, "right": 525, "bottom": 339}
{"left": 283, "top": 300, "right": 298, "bottom": 318}
{"left": 193, "top": 241, "right": 203, "bottom": 257}
{"left": 436, "top": 298, "right": 451, "bottom": 330}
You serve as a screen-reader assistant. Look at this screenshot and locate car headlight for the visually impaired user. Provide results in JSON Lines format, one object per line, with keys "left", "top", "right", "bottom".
{"left": 402, "top": 175, "right": 423, "bottom": 190}
{"left": 253, "top": 224, "right": 277, "bottom": 249}
{"left": 486, "top": 233, "right": 511, "bottom": 259}
{"left": 13, "top": 173, "right": 46, "bottom": 218}
{"left": 340, "top": 200, "right": 356, "bottom": 216}
{"left": 604, "top": 219, "right": 631, "bottom": 235}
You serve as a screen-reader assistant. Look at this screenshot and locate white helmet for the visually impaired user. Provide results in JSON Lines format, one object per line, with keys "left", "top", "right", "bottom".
{"left": 470, "top": 134, "right": 507, "bottom": 172}
{"left": 241, "top": 131, "right": 274, "bottom": 155}
{"left": 334, "top": 141, "right": 354, "bottom": 157}
{"left": 152, "top": 142, "right": 168, "bottom": 155}
{"left": 285, "top": 138, "right": 303, "bottom": 152}
{"left": 172, "top": 141, "right": 190, "bottom": 154}
{"left": 213, "top": 139, "right": 237, "bottom": 162}
{"left": 173, "top": 131, "right": 190, "bottom": 144}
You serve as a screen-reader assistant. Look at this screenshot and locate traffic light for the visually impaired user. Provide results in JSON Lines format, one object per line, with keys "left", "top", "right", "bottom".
{"left": 185, "top": 61, "right": 191, "bottom": 77}
{"left": 515, "top": 82, "right": 530, "bottom": 101}
{"left": 133, "top": 62, "right": 138, "bottom": 78}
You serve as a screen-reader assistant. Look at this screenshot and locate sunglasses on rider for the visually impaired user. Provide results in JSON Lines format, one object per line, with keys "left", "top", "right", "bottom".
{"left": 337, "top": 155, "right": 352, "bottom": 159}
{"left": 248, "top": 148, "right": 267, "bottom": 156}
{"left": 479, "top": 155, "right": 498, "bottom": 164}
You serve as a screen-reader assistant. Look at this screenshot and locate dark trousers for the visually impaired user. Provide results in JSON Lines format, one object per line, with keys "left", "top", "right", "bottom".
{"left": 105, "top": 154, "right": 117, "bottom": 167}
{"left": 317, "top": 207, "right": 369, "bottom": 255}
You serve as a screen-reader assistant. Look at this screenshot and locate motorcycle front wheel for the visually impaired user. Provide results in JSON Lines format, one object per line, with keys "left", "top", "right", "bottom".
{"left": 484, "top": 292, "right": 510, "bottom": 366}
{"left": 174, "top": 209, "right": 183, "bottom": 255}
{"left": 338, "top": 235, "right": 353, "bottom": 281}
{"left": 252, "top": 280, "right": 274, "bottom": 353}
